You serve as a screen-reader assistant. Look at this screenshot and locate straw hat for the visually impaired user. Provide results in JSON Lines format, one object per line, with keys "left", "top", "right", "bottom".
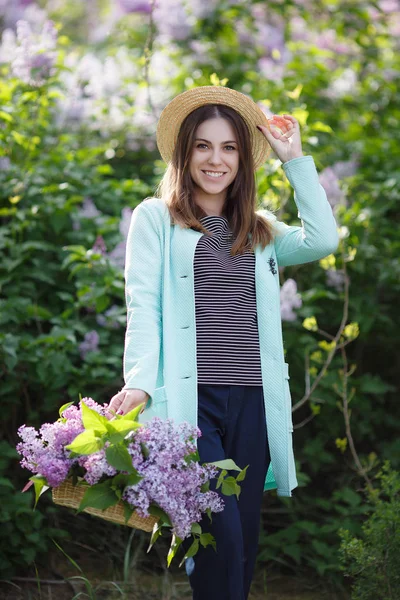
{"left": 156, "top": 86, "right": 272, "bottom": 171}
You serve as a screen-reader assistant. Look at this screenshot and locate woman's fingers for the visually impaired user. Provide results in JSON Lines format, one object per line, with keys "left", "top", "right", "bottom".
{"left": 116, "top": 389, "right": 150, "bottom": 415}
{"left": 106, "top": 391, "right": 125, "bottom": 419}
{"left": 118, "top": 398, "right": 146, "bottom": 415}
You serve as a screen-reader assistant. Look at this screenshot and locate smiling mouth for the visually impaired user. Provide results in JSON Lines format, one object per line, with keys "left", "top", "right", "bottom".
{"left": 201, "top": 170, "right": 227, "bottom": 179}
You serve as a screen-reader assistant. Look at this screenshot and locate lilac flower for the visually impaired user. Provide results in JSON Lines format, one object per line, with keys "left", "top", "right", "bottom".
{"left": 78, "top": 448, "right": 118, "bottom": 485}
{"left": 0, "top": 28, "right": 17, "bottom": 65}
{"left": 11, "top": 19, "right": 58, "bottom": 86}
{"left": 330, "top": 159, "right": 359, "bottom": 180}
{"left": 324, "top": 68, "right": 358, "bottom": 99}
{"left": 96, "top": 305, "right": 121, "bottom": 329}
{"left": 153, "top": 0, "right": 191, "bottom": 42}
{"left": 319, "top": 167, "right": 346, "bottom": 209}
{"left": 79, "top": 330, "right": 100, "bottom": 359}
{"left": 280, "top": 278, "right": 302, "bottom": 322}
{"left": 0, "top": 157, "right": 11, "bottom": 170}
{"left": 326, "top": 269, "right": 345, "bottom": 292}
{"left": 108, "top": 206, "right": 133, "bottom": 270}
{"left": 92, "top": 235, "right": 107, "bottom": 255}
{"left": 16, "top": 398, "right": 109, "bottom": 487}
{"left": 35, "top": 455, "right": 70, "bottom": 487}
{"left": 122, "top": 417, "right": 224, "bottom": 540}
{"left": 117, "top": 0, "right": 152, "bottom": 13}
{"left": 119, "top": 206, "right": 133, "bottom": 239}
{"left": 72, "top": 197, "right": 101, "bottom": 231}
{"left": 107, "top": 242, "right": 126, "bottom": 270}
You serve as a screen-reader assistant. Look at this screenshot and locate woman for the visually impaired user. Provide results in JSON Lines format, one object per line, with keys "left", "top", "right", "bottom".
{"left": 107, "top": 86, "right": 339, "bottom": 599}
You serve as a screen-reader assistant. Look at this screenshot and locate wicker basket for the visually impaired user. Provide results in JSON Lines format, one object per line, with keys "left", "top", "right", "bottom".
{"left": 52, "top": 479, "right": 158, "bottom": 532}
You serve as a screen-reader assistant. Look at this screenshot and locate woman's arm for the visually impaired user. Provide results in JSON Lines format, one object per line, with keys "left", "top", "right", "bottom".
{"left": 121, "top": 201, "right": 162, "bottom": 400}
{"left": 261, "top": 155, "right": 339, "bottom": 267}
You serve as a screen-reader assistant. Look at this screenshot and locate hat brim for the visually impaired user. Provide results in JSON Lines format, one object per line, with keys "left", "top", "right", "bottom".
{"left": 156, "top": 86, "right": 272, "bottom": 171}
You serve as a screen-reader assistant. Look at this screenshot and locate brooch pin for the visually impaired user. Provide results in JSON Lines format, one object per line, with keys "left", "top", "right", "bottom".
{"left": 268, "top": 257, "right": 277, "bottom": 275}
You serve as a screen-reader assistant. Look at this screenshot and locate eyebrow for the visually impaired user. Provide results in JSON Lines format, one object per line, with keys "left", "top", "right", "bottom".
{"left": 195, "top": 138, "right": 238, "bottom": 144}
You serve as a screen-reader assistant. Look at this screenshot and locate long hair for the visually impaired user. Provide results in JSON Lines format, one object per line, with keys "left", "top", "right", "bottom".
{"left": 153, "top": 103, "right": 277, "bottom": 255}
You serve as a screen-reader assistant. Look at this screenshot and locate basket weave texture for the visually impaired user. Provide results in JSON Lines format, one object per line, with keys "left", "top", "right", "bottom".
{"left": 52, "top": 478, "right": 158, "bottom": 532}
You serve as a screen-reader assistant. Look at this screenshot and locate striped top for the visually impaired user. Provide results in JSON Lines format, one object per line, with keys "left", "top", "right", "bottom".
{"left": 193, "top": 214, "right": 263, "bottom": 386}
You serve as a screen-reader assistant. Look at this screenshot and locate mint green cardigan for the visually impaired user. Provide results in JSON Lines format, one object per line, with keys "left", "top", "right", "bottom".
{"left": 121, "top": 155, "right": 339, "bottom": 496}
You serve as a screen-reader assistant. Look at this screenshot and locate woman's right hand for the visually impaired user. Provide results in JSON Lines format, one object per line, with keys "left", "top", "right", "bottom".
{"left": 106, "top": 388, "right": 150, "bottom": 420}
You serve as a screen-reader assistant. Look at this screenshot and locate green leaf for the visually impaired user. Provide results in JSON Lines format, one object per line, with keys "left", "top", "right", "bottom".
{"left": 216, "top": 469, "right": 227, "bottom": 490}
{"left": 110, "top": 472, "right": 143, "bottom": 488}
{"left": 221, "top": 476, "right": 241, "bottom": 499}
{"left": 80, "top": 401, "right": 108, "bottom": 433}
{"left": 184, "top": 449, "right": 200, "bottom": 464}
{"left": 167, "top": 534, "right": 183, "bottom": 567}
{"left": 141, "top": 442, "right": 150, "bottom": 459}
{"left": 77, "top": 482, "right": 119, "bottom": 512}
{"left": 200, "top": 480, "right": 210, "bottom": 493}
{"left": 148, "top": 504, "right": 172, "bottom": 527}
{"left": 122, "top": 404, "right": 144, "bottom": 422}
{"left": 208, "top": 459, "right": 242, "bottom": 472}
{"left": 30, "top": 475, "right": 49, "bottom": 509}
{"left": 105, "top": 419, "right": 141, "bottom": 440}
{"left": 147, "top": 520, "right": 163, "bottom": 553}
{"left": 123, "top": 502, "right": 135, "bottom": 525}
{"left": 200, "top": 533, "right": 216, "bottom": 551}
{"left": 105, "top": 445, "right": 137, "bottom": 475}
{"left": 65, "top": 431, "right": 104, "bottom": 455}
{"left": 0, "top": 110, "right": 13, "bottom": 122}
{"left": 191, "top": 523, "right": 202, "bottom": 535}
{"left": 59, "top": 401, "right": 74, "bottom": 418}
{"left": 178, "top": 538, "right": 200, "bottom": 567}
{"left": 52, "top": 538, "right": 83, "bottom": 573}
{"left": 237, "top": 464, "right": 249, "bottom": 482}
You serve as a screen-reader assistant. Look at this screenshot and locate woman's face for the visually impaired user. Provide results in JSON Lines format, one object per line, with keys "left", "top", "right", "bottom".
{"left": 189, "top": 117, "right": 239, "bottom": 199}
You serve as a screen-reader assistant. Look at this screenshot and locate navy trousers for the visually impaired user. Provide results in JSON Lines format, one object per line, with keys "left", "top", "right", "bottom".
{"left": 183, "top": 383, "right": 271, "bottom": 600}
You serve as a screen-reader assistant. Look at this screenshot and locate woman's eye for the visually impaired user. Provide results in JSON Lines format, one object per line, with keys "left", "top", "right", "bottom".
{"left": 196, "top": 144, "right": 236, "bottom": 150}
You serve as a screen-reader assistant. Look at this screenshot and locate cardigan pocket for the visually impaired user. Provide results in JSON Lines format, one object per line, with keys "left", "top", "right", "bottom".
{"left": 142, "top": 385, "right": 168, "bottom": 422}
{"left": 284, "top": 362, "right": 294, "bottom": 433}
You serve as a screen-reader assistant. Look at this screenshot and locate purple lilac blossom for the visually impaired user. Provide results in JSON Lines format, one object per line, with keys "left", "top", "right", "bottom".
{"left": 79, "top": 331, "right": 100, "bottom": 359}
{"left": 16, "top": 397, "right": 110, "bottom": 487}
{"left": 78, "top": 447, "right": 118, "bottom": 485}
{"left": 319, "top": 167, "right": 346, "bottom": 209}
{"left": 330, "top": 159, "right": 359, "bottom": 180}
{"left": 117, "top": 0, "right": 152, "bottom": 13}
{"left": 96, "top": 305, "right": 121, "bottom": 329}
{"left": 326, "top": 269, "right": 345, "bottom": 291}
{"left": 12, "top": 19, "right": 57, "bottom": 86}
{"left": 107, "top": 206, "right": 133, "bottom": 270}
{"left": 0, "top": 0, "right": 45, "bottom": 30}
{"left": 153, "top": 0, "right": 191, "bottom": 42}
{"left": 0, "top": 157, "right": 11, "bottom": 170}
{"left": 122, "top": 417, "right": 224, "bottom": 539}
{"left": 280, "top": 278, "right": 302, "bottom": 322}
{"left": 92, "top": 235, "right": 107, "bottom": 255}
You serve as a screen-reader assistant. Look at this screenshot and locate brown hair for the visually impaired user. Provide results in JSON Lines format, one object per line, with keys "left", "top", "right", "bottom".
{"left": 153, "top": 104, "right": 276, "bottom": 255}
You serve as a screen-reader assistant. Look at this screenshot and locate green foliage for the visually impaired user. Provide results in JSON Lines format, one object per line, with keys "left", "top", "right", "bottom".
{"left": 0, "top": 442, "right": 63, "bottom": 579}
{"left": 338, "top": 461, "right": 400, "bottom": 600}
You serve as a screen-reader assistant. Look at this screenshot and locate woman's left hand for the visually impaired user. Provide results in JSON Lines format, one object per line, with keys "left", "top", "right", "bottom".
{"left": 257, "top": 114, "right": 304, "bottom": 164}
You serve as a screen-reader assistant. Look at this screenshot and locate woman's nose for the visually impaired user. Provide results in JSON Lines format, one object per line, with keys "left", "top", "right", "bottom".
{"left": 208, "top": 149, "right": 223, "bottom": 164}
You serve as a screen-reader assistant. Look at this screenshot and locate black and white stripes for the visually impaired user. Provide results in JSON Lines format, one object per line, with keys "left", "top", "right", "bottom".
{"left": 193, "top": 215, "right": 263, "bottom": 386}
